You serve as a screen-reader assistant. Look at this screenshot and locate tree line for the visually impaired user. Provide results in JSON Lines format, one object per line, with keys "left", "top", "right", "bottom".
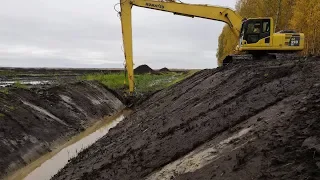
{"left": 216, "top": 0, "right": 320, "bottom": 65}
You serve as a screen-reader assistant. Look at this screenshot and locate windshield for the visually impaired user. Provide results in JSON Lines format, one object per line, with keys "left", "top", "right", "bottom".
{"left": 240, "top": 19, "right": 271, "bottom": 44}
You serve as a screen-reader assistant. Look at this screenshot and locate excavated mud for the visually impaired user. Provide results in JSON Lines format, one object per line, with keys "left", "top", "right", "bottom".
{"left": 159, "top": 67, "right": 170, "bottom": 72}
{"left": 0, "top": 82, "right": 124, "bottom": 179}
{"left": 53, "top": 57, "right": 320, "bottom": 180}
{"left": 134, "top": 65, "right": 155, "bottom": 74}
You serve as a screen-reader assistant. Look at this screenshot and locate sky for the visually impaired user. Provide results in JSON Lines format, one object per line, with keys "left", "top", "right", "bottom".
{"left": 0, "top": 0, "right": 237, "bottom": 69}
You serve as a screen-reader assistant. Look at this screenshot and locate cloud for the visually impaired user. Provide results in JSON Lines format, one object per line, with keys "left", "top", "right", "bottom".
{"left": 0, "top": 0, "right": 237, "bottom": 69}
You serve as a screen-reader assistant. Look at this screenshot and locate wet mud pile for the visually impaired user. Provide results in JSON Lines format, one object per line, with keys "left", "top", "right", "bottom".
{"left": 159, "top": 67, "right": 170, "bottom": 72}
{"left": 0, "top": 82, "right": 124, "bottom": 178}
{"left": 134, "top": 65, "right": 155, "bottom": 74}
{"left": 53, "top": 57, "right": 320, "bottom": 180}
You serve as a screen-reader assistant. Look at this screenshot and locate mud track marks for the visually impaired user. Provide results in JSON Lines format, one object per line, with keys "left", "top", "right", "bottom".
{"left": 53, "top": 59, "right": 320, "bottom": 180}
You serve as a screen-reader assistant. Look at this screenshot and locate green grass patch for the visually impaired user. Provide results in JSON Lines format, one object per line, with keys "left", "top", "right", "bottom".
{"left": 0, "top": 88, "right": 9, "bottom": 94}
{"left": 13, "top": 81, "right": 28, "bottom": 89}
{"left": 165, "top": 70, "right": 198, "bottom": 87}
{"left": 0, "top": 70, "right": 17, "bottom": 77}
{"left": 8, "top": 106, "right": 15, "bottom": 111}
{"left": 83, "top": 71, "right": 197, "bottom": 93}
{"left": 0, "top": 113, "right": 5, "bottom": 118}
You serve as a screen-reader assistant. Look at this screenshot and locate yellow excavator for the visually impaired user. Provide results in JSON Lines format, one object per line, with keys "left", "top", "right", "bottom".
{"left": 119, "top": 0, "right": 304, "bottom": 94}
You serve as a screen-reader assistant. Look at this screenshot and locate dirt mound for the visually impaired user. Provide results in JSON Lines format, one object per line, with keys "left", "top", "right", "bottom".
{"left": 134, "top": 64, "right": 154, "bottom": 74}
{"left": 0, "top": 82, "right": 124, "bottom": 179}
{"left": 53, "top": 58, "right": 320, "bottom": 180}
{"left": 159, "top": 67, "right": 170, "bottom": 72}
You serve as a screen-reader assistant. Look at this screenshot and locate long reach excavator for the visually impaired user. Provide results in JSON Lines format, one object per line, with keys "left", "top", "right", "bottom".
{"left": 119, "top": 0, "right": 304, "bottom": 94}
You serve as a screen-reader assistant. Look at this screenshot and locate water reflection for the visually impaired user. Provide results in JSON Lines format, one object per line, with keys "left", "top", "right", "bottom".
{"left": 24, "top": 115, "right": 124, "bottom": 180}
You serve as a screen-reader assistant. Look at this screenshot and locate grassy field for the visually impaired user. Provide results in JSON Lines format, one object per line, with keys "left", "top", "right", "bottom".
{"left": 83, "top": 71, "right": 197, "bottom": 93}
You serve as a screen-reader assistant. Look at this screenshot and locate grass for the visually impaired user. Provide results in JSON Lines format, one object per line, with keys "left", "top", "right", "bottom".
{"left": 0, "top": 70, "right": 17, "bottom": 77}
{"left": 0, "top": 82, "right": 28, "bottom": 95}
{"left": 83, "top": 71, "right": 197, "bottom": 93}
{"left": 165, "top": 70, "right": 198, "bottom": 87}
{"left": 0, "top": 88, "right": 9, "bottom": 94}
{"left": 8, "top": 106, "right": 15, "bottom": 111}
{"left": 0, "top": 113, "right": 5, "bottom": 118}
{"left": 13, "top": 81, "right": 28, "bottom": 89}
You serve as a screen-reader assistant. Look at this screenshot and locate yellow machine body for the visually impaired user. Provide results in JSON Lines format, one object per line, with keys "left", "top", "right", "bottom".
{"left": 239, "top": 18, "right": 304, "bottom": 52}
{"left": 119, "top": 0, "right": 305, "bottom": 94}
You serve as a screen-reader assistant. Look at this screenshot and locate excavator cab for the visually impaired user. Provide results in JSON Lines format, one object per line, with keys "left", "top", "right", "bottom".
{"left": 225, "top": 17, "right": 304, "bottom": 65}
{"left": 239, "top": 18, "right": 271, "bottom": 46}
{"left": 238, "top": 17, "right": 304, "bottom": 53}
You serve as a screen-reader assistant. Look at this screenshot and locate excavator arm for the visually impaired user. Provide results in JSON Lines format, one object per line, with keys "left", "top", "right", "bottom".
{"left": 119, "top": 0, "right": 244, "bottom": 94}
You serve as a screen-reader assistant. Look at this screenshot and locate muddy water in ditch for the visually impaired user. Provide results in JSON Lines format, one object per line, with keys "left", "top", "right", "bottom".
{"left": 8, "top": 111, "right": 129, "bottom": 180}
{"left": 0, "top": 80, "right": 50, "bottom": 87}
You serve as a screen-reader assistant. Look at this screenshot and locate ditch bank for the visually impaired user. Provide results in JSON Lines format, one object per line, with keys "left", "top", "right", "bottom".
{"left": 53, "top": 57, "right": 320, "bottom": 180}
{"left": 0, "top": 81, "right": 125, "bottom": 179}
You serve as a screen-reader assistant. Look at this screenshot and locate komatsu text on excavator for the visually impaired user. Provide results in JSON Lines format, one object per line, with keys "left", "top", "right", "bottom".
{"left": 119, "top": 0, "right": 304, "bottom": 94}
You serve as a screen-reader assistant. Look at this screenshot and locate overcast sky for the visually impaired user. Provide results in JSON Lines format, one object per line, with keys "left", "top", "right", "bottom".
{"left": 0, "top": 0, "right": 236, "bottom": 69}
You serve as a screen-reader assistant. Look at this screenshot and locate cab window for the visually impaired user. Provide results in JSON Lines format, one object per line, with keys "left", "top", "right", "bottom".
{"left": 263, "top": 21, "right": 270, "bottom": 33}
{"left": 247, "top": 22, "right": 261, "bottom": 33}
{"left": 242, "top": 19, "right": 271, "bottom": 44}
{"left": 261, "top": 19, "right": 271, "bottom": 39}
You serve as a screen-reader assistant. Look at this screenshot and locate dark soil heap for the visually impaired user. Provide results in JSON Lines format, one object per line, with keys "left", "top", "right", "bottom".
{"left": 53, "top": 58, "right": 320, "bottom": 180}
{"left": 134, "top": 65, "right": 154, "bottom": 74}
{"left": 159, "top": 67, "right": 170, "bottom": 72}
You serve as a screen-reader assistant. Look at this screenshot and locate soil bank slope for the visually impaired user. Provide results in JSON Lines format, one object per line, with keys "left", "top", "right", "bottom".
{"left": 53, "top": 58, "right": 320, "bottom": 180}
{"left": 0, "top": 81, "right": 124, "bottom": 178}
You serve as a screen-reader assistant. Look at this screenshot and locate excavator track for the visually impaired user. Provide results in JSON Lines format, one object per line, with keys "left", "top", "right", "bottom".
{"left": 222, "top": 53, "right": 303, "bottom": 66}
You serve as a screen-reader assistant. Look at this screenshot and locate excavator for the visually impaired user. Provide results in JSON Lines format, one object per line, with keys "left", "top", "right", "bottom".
{"left": 119, "top": 0, "right": 305, "bottom": 94}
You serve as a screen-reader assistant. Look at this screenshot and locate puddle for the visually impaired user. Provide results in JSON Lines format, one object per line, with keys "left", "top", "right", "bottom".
{"left": 0, "top": 80, "right": 50, "bottom": 87}
{"left": 7, "top": 113, "right": 126, "bottom": 180}
{"left": 25, "top": 115, "right": 124, "bottom": 180}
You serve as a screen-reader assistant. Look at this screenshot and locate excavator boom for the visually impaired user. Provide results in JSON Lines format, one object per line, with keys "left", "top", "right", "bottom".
{"left": 119, "top": 0, "right": 243, "bottom": 94}
{"left": 120, "top": 0, "right": 134, "bottom": 93}
{"left": 130, "top": 0, "right": 243, "bottom": 36}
